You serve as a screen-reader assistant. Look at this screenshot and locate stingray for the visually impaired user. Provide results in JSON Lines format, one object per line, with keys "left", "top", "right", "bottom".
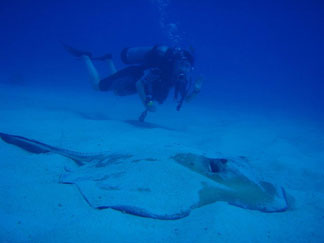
{"left": 0, "top": 132, "right": 288, "bottom": 220}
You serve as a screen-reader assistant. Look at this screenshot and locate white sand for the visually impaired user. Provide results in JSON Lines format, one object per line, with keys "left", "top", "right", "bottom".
{"left": 0, "top": 83, "right": 323, "bottom": 242}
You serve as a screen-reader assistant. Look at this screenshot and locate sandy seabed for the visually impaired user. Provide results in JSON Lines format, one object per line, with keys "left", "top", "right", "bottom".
{"left": 0, "top": 84, "right": 323, "bottom": 243}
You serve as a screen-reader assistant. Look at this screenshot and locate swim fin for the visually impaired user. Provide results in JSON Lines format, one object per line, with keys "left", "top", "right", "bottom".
{"left": 92, "top": 53, "right": 112, "bottom": 61}
{"left": 63, "top": 44, "right": 93, "bottom": 58}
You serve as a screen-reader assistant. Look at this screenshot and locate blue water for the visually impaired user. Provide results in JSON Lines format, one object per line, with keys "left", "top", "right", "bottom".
{"left": 1, "top": 1, "right": 324, "bottom": 242}
{"left": 0, "top": 0, "right": 323, "bottom": 119}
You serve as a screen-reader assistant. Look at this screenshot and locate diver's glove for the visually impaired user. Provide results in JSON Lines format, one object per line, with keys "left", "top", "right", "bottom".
{"left": 193, "top": 76, "right": 203, "bottom": 94}
{"left": 145, "top": 95, "right": 157, "bottom": 112}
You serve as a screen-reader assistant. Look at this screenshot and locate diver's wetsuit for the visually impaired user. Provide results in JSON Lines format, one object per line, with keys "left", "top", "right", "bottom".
{"left": 98, "top": 46, "right": 183, "bottom": 104}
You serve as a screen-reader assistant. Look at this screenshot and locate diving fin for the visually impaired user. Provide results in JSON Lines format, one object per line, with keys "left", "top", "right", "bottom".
{"left": 63, "top": 44, "right": 93, "bottom": 58}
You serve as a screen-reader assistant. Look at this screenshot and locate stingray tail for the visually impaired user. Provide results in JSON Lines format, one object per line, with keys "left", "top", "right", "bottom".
{"left": 0, "top": 132, "right": 89, "bottom": 165}
{"left": 0, "top": 132, "right": 52, "bottom": 154}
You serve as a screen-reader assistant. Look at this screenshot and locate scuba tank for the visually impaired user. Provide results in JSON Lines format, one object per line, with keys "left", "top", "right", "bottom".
{"left": 120, "top": 46, "right": 169, "bottom": 65}
{"left": 121, "top": 47, "right": 152, "bottom": 64}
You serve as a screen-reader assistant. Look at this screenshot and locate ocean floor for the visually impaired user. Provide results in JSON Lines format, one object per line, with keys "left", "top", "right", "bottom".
{"left": 0, "top": 83, "right": 323, "bottom": 242}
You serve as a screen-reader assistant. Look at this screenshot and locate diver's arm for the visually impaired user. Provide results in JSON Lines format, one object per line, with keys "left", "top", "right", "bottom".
{"left": 185, "top": 89, "right": 200, "bottom": 102}
{"left": 185, "top": 77, "right": 203, "bottom": 102}
{"left": 136, "top": 79, "right": 147, "bottom": 106}
{"left": 136, "top": 80, "right": 156, "bottom": 111}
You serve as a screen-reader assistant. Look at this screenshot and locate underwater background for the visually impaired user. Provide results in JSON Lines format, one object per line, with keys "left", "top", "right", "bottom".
{"left": 1, "top": 1, "right": 324, "bottom": 242}
{"left": 0, "top": 0, "right": 323, "bottom": 119}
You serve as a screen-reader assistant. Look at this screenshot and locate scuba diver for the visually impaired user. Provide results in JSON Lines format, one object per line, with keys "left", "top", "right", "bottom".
{"left": 65, "top": 45, "right": 202, "bottom": 121}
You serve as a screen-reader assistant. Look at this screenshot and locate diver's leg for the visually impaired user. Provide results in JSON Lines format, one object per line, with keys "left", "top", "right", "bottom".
{"left": 82, "top": 55, "right": 101, "bottom": 90}
{"left": 92, "top": 54, "right": 117, "bottom": 76}
{"left": 106, "top": 59, "right": 117, "bottom": 76}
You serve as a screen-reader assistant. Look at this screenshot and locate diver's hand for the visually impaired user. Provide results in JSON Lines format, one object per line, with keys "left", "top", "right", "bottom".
{"left": 185, "top": 76, "right": 203, "bottom": 102}
{"left": 146, "top": 100, "right": 157, "bottom": 112}
{"left": 194, "top": 76, "right": 203, "bottom": 93}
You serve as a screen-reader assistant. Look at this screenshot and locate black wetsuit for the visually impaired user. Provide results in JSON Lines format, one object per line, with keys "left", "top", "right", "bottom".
{"left": 98, "top": 46, "right": 176, "bottom": 104}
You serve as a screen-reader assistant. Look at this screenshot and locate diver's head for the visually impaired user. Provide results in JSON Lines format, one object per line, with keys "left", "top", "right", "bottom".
{"left": 171, "top": 48, "right": 194, "bottom": 104}
{"left": 171, "top": 48, "right": 194, "bottom": 85}
{"left": 169, "top": 47, "right": 195, "bottom": 111}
